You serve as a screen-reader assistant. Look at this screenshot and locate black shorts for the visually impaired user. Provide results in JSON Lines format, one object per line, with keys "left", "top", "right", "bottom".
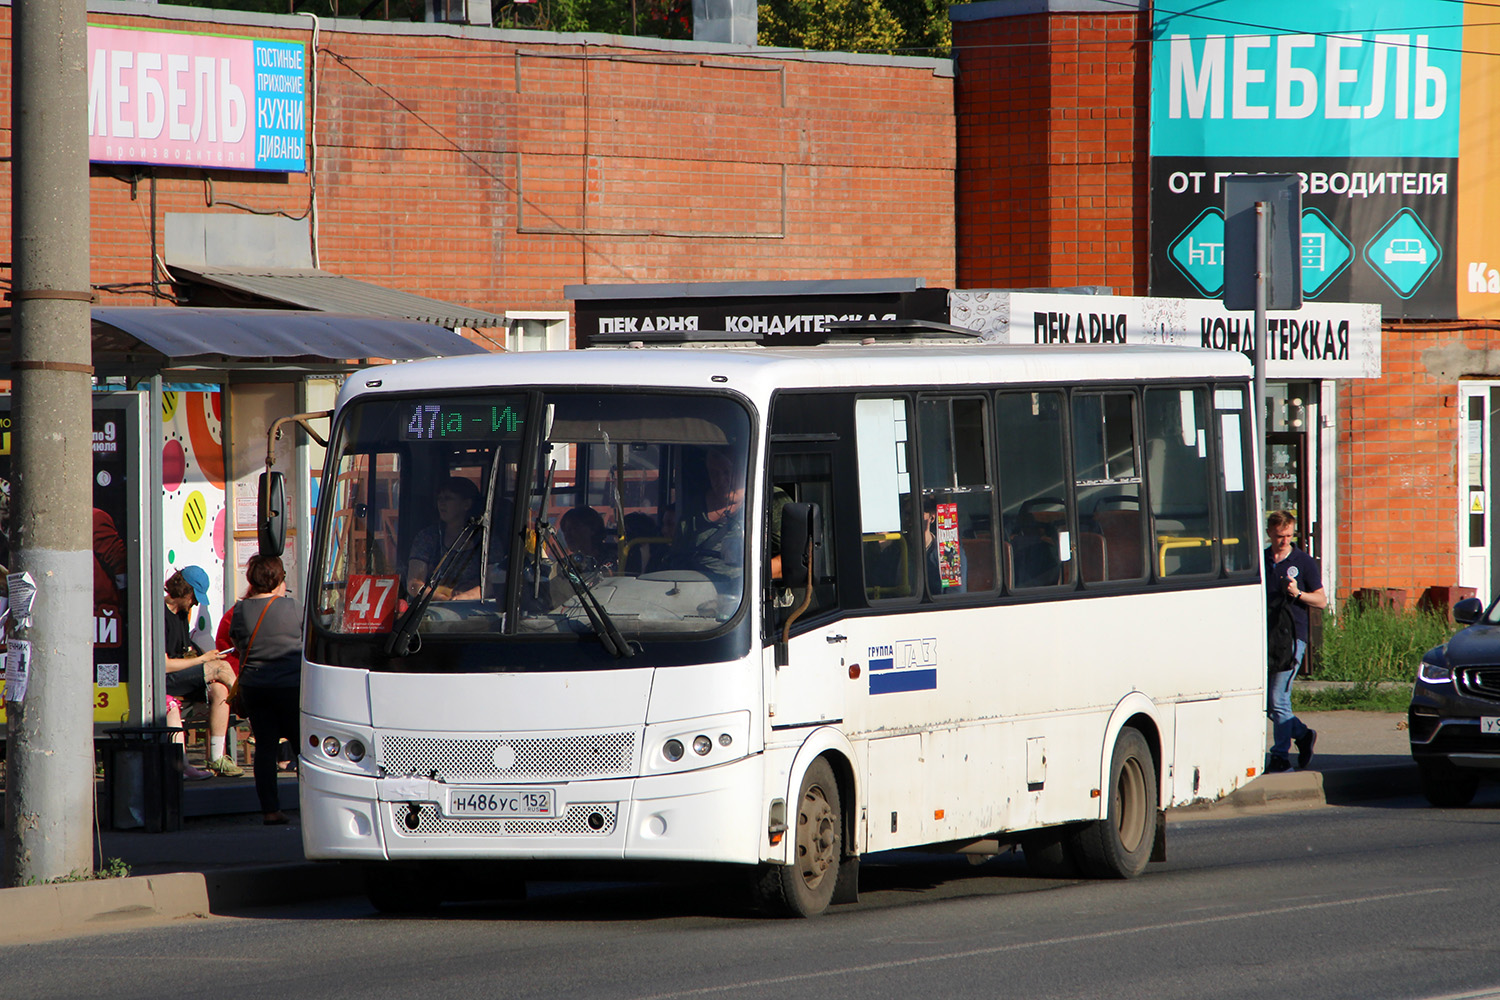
{"left": 164, "top": 663, "right": 207, "bottom": 702}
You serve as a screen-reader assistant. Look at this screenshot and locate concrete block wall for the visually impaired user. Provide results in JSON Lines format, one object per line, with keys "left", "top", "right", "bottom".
{"left": 1, "top": 7, "right": 956, "bottom": 323}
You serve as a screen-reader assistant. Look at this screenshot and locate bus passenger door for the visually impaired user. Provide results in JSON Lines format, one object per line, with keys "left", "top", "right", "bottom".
{"left": 767, "top": 450, "right": 846, "bottom": 728}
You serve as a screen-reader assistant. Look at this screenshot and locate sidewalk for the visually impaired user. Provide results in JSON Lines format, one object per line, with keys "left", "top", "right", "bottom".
{"left": 0, "top": 709, "right": 1420, "bottom": 941}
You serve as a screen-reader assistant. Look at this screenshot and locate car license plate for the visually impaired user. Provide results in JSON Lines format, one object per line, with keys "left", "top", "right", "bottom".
{"left": 1483, "top": 718, "right": 1500, "bottom": 735}
{"left": 446, "top": 787, "right": 555, "bottom": 818}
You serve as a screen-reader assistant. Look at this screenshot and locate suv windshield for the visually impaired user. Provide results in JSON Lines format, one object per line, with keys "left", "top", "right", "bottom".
{"left": 312, "top": 390, "right": 752, "bottom": 650}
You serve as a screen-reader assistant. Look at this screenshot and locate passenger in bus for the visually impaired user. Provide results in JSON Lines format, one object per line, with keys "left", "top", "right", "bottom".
{"left": 558, "top": 505, "right": 613, "bottom": 574}
{"left": 672, "top": 446, "right": 746, "bottom": 585}
{"left": 407, "top": 476, "right": 485, "bottom": 600}
{"left": 621, "top": 511, "right": 666, "bottom": 575}
{"left": 923, "top": 497, "right": 967, "bottom": 595}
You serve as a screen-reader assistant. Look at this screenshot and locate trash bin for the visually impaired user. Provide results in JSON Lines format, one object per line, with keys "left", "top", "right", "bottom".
{"left": 101, "top": 727, "right": 184, "bottom": 832}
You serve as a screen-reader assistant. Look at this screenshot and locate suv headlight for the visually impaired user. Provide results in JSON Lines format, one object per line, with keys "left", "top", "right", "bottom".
{"left": 1418, "top": 660, "right": 1453, "bottom": 684}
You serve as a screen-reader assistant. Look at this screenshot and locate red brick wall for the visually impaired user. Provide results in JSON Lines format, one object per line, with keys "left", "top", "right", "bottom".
{"left": 1338, "top": 325, "right": 1474, "bottom": 601}
{"left": 955, "top": 10, "right": 1148, "bottom": 292}
{"left": 1, "top": 10, "right": 956, "bottom": 328}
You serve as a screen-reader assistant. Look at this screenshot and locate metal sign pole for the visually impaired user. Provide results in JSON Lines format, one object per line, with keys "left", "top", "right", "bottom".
{"left": 1255, "top": 201, "right": 1269, "bottom": 489}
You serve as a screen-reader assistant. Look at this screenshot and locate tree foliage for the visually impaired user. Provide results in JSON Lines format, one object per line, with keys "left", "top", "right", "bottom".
{"left": 160, "top": 0, "right": 951, "bottom": 56}
{"left": 759, "top": 0, "right": 949, "bottom": 57}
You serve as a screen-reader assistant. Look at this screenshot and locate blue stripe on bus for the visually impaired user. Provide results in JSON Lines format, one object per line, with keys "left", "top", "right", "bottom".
{"left": 869, "top": 668, "right": 936, "bottom": 694}
{"left": 869, "top": 657, "right": 895, "bottom": 672}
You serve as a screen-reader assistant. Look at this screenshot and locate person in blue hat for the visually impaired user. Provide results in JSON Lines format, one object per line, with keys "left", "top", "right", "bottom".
{"left": 164, "top": 565, "right": 244, "bottom": 777}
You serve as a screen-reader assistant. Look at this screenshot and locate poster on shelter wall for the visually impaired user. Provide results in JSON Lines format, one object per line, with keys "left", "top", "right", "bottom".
{"left": 1146, "top": 0, "right": 1500, "bottom": 320}
{"left": 161, "top": 390, "right": 229, "bottom": 647}
{"left": 0, "top": 399, "right": 143, "bottom": 723}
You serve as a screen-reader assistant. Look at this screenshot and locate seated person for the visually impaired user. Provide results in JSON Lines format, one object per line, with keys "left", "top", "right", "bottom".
{"left": 558, "top": 505, "right": 613, "bottom": 573}
{"left": 671, "top": 446, "right": 746, "bottom": 585}
{"left": 408, "top": 477, "right": 485, "bottom": 599}
{"left": 923, "top": 497, "right": 967, "bottom": 595}
{"left": 163, "top": 566, "right": 243, "bottom": 778}
{"left": 621, "top": 511, "right": 665, "bottom": 576}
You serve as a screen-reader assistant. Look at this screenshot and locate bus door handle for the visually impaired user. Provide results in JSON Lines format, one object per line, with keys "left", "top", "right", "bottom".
{"left": 826, "top": 634, "right": 848, "bottom": 644}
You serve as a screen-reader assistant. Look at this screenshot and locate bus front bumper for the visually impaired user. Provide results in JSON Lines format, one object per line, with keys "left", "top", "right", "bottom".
{"left": 299, "top": 754, "right": 767, "bottom": 865}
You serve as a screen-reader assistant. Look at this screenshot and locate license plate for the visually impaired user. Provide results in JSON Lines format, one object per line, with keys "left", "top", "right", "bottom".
{"left": 1483, "top": 718, "right": 1500, "bottom": 735}
{"left": 445, "top": 787, "right": 555, "bottom": 818}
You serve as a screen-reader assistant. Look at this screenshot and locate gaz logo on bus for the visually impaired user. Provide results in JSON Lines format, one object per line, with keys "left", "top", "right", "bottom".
{"left": 867, "top": 638, "right": 938, "bottom": 695}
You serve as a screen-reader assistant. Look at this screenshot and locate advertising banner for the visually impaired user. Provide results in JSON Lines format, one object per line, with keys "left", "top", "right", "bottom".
{"left": 949, "top": 290, "right": 1382, "bottom": 379}
{"left": 87, "top": 25, "right": 307, "bottom": 173}
{"left": 1148, "top": 1, "right": 1500, "bottom": 320}
{"left": 0, "top": 396, "right": 147, "bottom": 725}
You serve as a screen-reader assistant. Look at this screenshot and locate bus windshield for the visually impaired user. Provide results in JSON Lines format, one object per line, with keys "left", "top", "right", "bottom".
{"left": 312, "top": 390, "right": 753, "bottom": 648}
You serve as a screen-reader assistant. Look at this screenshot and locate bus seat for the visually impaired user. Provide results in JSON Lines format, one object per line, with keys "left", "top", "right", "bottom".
{"left": 962, "top": 536, "right": 996, "bottom": 592}
{"left": 1007, "top": 532, "right": 1061, "bottom": 589}
{"left": 1077, "top": 531, "right": 1107, "bottom": 584}
{"left": 1093, "top": 510, "right": 1143, "bottom": 579}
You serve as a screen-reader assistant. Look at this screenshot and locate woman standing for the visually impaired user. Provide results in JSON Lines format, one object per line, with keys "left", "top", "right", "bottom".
{"left": 229, "top": 554, "right": 303, "bottom": 825}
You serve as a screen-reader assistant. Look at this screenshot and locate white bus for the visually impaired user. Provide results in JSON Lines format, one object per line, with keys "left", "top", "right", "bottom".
{"left": 284, "top": 328, "right": 1267, "bottom": 916}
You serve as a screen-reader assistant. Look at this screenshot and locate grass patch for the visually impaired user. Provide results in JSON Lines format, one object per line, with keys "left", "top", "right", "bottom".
{"left": 31, "top": 858, "right": 131, "bottom": 885}
{"left": 1292, "top": 684, "right": 1411, "bottom": 714}
{"left": 1314, "top": 603, "right": 1457, "bottom": 685}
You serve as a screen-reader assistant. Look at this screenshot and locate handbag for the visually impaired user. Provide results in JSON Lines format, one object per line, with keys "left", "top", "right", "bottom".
{"left": 228, "top": 594, "right": 279, "bottom": 714}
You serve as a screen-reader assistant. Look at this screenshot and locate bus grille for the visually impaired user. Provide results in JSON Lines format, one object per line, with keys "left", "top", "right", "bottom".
{"left": 388, "top": 802, "right": 619, "bottom": 837}
{"left": 1460, "top": 667, "right": 1500, "bottom": 701}
{"left": 379, "top": 731, "right": 638, "bottom": 782}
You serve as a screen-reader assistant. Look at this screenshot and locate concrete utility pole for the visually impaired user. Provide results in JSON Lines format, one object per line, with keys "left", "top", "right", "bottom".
{"left": 4, "top": 0, "right": 96, "bottom": 884}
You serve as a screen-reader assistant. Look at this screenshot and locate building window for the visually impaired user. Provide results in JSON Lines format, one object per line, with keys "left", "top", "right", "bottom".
{"left": 505, "top": 314, "right": 569, "bottom": 352}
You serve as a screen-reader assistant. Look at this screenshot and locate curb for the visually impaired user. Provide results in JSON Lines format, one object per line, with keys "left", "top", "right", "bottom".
{"left": 0, "top": 872, "right": 209, "bottom": 943}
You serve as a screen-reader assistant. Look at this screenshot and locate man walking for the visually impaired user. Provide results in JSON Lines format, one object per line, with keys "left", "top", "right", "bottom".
{"left": 1264, "top": 510, "right": 1327, "bottom": 772}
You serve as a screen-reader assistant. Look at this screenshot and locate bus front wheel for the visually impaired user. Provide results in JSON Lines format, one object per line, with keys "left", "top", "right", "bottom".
{"left": 1072, "top": 727, "right": 1157, "bottom": 879}
{"left": 753, "top": 757, "right": 843, "bottom": 917}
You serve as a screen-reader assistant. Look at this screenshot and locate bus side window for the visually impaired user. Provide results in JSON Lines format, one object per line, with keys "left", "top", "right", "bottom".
{"left": 768, "top": 451, "right": 838, "bottom": 623}
{"left": 855, "top": 396, "right": 918, "bottom": 601}
{"left": 1073, "top": 391, "right": 1145, "bottom": 582}
{"left": 1213, "top": 385, "right": 1256, "bottom": 573}
{"left": 995, "top": 391, "right": 1075, "bottom": 590}
{"left": 917, "top": 395, "right": 996, "bottom": 596}
{"left": 1144, "top": 387, "right": 1215, "bottom": 578}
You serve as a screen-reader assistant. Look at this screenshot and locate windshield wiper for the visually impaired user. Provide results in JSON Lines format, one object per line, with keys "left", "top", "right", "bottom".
{"left": 386, "top": 514, "right": 484, "bottom": 657}
{"left": 540, "top": 530, "right": 634, "bottom": 659}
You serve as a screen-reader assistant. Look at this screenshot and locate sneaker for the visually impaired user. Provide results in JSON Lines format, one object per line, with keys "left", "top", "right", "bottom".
{"left": 1266, "top": 756, "right": 1292, "bottom": 773}
{"left": 184, "top": 764, "right": 214, "bottom": 781}
{"left": 1296, "top": 729, "right": 1318, "bottom": 771}
{"left": 206, "top": 755, "right": 246, "bottom": 778}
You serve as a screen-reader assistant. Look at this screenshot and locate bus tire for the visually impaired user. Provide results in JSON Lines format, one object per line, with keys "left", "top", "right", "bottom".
{"left": 364, "top": 862, "right": 443, "bottom": 914}
{"left": 1072, "top": 727, "right": 1157, "bottom": 879}
{"left": 753, "top": 757, "right": 843, "bottom": 917}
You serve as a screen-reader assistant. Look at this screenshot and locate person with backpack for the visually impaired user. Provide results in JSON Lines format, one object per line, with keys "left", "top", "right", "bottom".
{"left": 1265, "top": 510, "right": 1327, "bottom": 773}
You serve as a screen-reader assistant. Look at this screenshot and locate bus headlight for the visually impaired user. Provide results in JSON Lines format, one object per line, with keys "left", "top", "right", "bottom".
{"left": 323, "top": 736, "right": 342, "bottom": 757}
{"left": 645, "top": 711, "right": 752, "bottom": 775}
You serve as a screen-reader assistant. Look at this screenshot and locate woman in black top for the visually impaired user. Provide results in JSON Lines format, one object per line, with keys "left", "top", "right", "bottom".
{"left": 228, "top": 554, "right": 303, "bottom": 825}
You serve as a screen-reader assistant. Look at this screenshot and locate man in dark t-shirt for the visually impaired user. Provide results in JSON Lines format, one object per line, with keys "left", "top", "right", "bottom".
{"left": 1264, "top": 511, "right": 1328, "bottom": 773}
{"left": 164, "top": 566, "right": 243, "bottom": 777}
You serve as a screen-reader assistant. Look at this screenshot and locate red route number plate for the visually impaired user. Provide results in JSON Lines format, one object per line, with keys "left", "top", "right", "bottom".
{"left": 343, "top": 574, "right": 400, "bottom": 633}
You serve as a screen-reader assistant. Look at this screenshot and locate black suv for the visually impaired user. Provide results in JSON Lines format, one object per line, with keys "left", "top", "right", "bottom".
{"left": 1409, "top": 596, "right": 1500, "bottom": 806}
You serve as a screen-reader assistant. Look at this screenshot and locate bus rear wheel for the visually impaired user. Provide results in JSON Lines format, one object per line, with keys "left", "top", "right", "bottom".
{"left": 1071, "top": 727, "right": 1157, "bottom": 879}
{"left": 753, "top": 758, "right": 843, "bottom": 917}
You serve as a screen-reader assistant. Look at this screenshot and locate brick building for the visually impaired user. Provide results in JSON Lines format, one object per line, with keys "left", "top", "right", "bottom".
{"left": 3, "top": 3, "right": 956, "bottom": 335}
{"left": 952, "top": 0, "right": 1489, "bottom": 606}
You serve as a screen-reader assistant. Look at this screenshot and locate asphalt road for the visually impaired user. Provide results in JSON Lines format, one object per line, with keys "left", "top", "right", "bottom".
{"left": 7, "top": 786, "right": 1500, "bottom": 1000}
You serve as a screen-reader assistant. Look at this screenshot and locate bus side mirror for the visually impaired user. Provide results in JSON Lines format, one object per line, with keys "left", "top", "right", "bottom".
{"left": 780, "top": 501, "right": 821, "bottom": 591}
{"left": 259, "top": 471, "right": 286, "bottom": 557}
